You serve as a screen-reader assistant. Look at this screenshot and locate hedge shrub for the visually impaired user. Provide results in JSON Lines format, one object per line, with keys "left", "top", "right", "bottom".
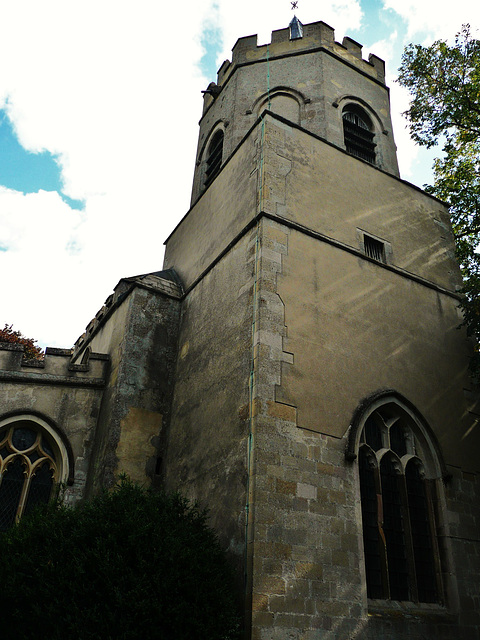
{"left": 0, "top": 478, "right": 241, "bottom": 639}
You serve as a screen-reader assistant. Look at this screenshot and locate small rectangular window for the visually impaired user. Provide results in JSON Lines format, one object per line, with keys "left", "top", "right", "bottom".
{"left": 364, "top": 235, "right": 386, "bottom": 263}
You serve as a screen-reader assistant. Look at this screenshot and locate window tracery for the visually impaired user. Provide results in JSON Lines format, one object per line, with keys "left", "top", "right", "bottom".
{"left": 358, "top": 406, "right": 442, "bottom": 603}
{"left": 0, "top": 420, "right": 62, "bottom": 530}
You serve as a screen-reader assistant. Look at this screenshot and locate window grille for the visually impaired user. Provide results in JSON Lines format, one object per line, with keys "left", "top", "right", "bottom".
{"left": 204, "top": 130, "right": 224, "bottom": 188}
{"left": 358, "top": 409, "right": 441, "bottom": 603}
{"left": 343, "top": 109, "right": 376, "bottom": 164}
{"left": 0, "top": 423, "right": 57, "bottom": 530}
{"left": 364, "top": 235, "right": 386, "bottom": 263}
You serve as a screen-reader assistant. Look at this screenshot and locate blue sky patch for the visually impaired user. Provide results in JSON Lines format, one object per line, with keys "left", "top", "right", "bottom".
{"left": 199, "top": 24, "right": 224, "bottom": 81}
{"left": 0, "top": 110, "right": 84, "bottom": 210}
{"left": 350, "top": 0, "right": 407, "bottom": 49}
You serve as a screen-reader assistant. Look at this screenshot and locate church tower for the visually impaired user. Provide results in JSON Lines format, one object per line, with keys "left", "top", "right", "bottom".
{"left": 190, "top": 19, "right": 399, "bottom": 205}
{"left": 162, "top": 19, "right": 480, "bottom": 640}
{"left": 0, "top": 15, "right": 478, "bottom": 639}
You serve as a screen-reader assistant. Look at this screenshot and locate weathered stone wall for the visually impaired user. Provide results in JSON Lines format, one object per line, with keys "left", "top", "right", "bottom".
{"left": 259, "top": 114, "right": 458, "bottom": 290}
{"left": 163, "top": 231, "right": 255, "bottom": 571}
{"left": 83, "top": 276, "right": 182, "bottom": 494}
{"left": 0, "top": 344, "right": 108, "bottom": 504}
{"left": 247, "top": 215, "right": 480, "bottom": 639}
{"left": 251, "top": 428, "right": 480, "bottom": 639}
{"left": 276, "top": 231, "right": 477, "bottom": 469}
{"left": 165, "top": 107, "right": 480, "bottom": 637}
{"left": 164, "top": 129, "right": 259, "bottom": 289}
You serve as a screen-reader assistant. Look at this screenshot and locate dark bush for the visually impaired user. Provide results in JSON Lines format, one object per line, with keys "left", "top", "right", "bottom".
{"left": 0, "top": 478, "right": 241, "bottom": 640}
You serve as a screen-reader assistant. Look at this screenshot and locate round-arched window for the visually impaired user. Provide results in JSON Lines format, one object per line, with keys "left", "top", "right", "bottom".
{"left": 204, "top": 129, "right": 224, "bottom": 188}
{"left": 0, "top": 417, "right": 68, "bottom": 531}
{"left": 342, "top": 105, "right": 376, "bottom": 164}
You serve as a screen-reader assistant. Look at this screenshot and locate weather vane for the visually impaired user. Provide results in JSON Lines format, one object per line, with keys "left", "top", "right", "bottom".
{"left": 291, "top": 1, "right": 298, "bottom": 9}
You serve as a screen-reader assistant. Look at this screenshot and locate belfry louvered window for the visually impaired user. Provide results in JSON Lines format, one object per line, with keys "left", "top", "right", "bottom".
{"left": 358, "top": 407, "right": 442, "bottom": 603}
{"left": 364, "top": 234, "right": 386, "bottom": 263}
{"left": 343, "top": 107, "right": 376, "bottom": 164}
{"left": 0, "top": 421, "right": 59, "bottom": 530}
{"left": 204, "top": 130, "right": 224, "bottom": 188}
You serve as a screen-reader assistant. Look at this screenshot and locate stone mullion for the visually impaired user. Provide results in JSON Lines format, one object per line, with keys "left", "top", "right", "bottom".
{"left": 373, "top": 462, "right": 390, "bottom": 600}
{"left": 15, "top": 457, "right": 32, "bottom": 523}
{"left": 399, "top": 472, "right": 419, "bottom": 603}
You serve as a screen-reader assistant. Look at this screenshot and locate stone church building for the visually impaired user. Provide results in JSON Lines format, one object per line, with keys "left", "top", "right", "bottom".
{"left": 1, "top": 17, "right": 479, "bottom": 640}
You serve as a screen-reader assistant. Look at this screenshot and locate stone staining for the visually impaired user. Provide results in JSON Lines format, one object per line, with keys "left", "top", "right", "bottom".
{"left": 1, "top": 17, "right": 479, "bottom": 640}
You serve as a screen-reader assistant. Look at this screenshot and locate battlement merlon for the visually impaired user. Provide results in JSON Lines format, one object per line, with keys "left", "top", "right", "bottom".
{"left": 0, "top": 343, "right": 109, "bottom": 387}
{"left": 212, "top": 20, "right": 385, "bottom": 92}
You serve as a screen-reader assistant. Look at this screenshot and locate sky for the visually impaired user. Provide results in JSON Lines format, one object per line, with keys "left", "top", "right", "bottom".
{"left": 1, "top": 0, "right": 479, "bottom": 349}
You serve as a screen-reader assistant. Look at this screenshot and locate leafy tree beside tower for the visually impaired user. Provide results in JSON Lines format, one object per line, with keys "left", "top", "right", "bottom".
{"left": 398, "top": 25, "right": 480, "bottom": 371}
{"left": 0, "top": 324, "right": 43, "bottom": 360}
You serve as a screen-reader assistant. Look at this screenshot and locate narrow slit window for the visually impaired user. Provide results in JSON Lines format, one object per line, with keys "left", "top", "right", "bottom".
{"left": 204, "top": 130, "right": 224, "bottom": 188}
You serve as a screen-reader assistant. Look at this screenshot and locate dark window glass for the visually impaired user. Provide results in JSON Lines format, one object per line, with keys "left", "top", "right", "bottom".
{"left": 41, "top": 436, "right": 54, "bottom": 457}
{"left": 359, "top": 407, "right": 441, "bottom": 605}
{"left": 24, "top": 463, "right": 54, "bottom": 517}
{"left": 406, "top": 461, "right": 438, "bottom": 603}
{"left": 0, "top": 457, "right": 26, "bottom": 531}
{"left": 364, "top": 416, "right": 383, "bottom": 451}
{"left": 380, "top": 455, "right": 410, "bottom": 601}
{"left": 27, "top": 450, "right": 41, "bottom": 464}
{"left": 390, "top": 422, "right": 407, "bottom": 457}
{"left": 12, "top": 427, "right": 37, "bottom": 451}
{"left": 0, "top": 423, "right": 59, "bottom": 529}
{"left": 359, "top": 449, "right": 384, "bottom": 598}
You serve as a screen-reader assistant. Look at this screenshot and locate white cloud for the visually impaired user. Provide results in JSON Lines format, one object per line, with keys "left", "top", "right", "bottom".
{"left": 359, "top": 32, "right": 419, "bottom": 180}
{"left": 0, "top": 0, "right": 466, "bottom": 349}
{"left": 0, "top": 0, "right": 213, "bottom": 347}
{"left": 383, "top": 0, "right": 480, "bottom": 40}
{"left": 0, "top": 187, "right": 83, "bottom": 345}
{"left": 0, "top": 187, "right": 79, "bottom": 253}
{"left": 214, "top": 0, "right": 363, "bottom": 63}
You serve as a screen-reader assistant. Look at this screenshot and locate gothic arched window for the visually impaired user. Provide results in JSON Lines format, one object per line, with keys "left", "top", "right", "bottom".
{"left": 204, "top": 129, "right": 224, "bottom": 188}
{"left": 0, "top": 416, "right": 68, "bottom": 531}
{"left": 357, "top": 401, "right": 443, "bottom": 604}
{"left": 342, "top": 105, "right": 376, "bottom": 164}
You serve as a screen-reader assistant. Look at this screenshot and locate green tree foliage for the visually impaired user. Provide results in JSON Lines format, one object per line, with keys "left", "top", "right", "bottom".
{"left": 0, "top": 479, "right": 241, "bottom": 640}
{"left": 0, "top": 323, "right": 44, "bottom": 360}
{"left": 398, "top": 26, "right": 480, "bottom": 370}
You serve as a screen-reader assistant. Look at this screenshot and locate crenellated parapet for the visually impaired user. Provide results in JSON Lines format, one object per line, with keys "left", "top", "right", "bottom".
{"left": 192, "top": 17, "right": 396, "bottom": 205}
{"left": 0, "top": 343, "right": 108, "bottom": 388}
{"left": 212, "top": 21, "right": 385, "bottom": 97}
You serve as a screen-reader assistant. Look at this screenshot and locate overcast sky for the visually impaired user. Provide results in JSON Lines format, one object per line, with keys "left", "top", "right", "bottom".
{"left": 1, "top": 0, "right": 479, "bottom": 349}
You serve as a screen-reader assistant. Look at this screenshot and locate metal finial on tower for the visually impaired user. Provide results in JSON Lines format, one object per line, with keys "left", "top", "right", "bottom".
{"left": 291, "top": 1, "right": 298, "bottom": 8}
{"left": 289, "top": 14, "right": 303, "bottom": 40}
